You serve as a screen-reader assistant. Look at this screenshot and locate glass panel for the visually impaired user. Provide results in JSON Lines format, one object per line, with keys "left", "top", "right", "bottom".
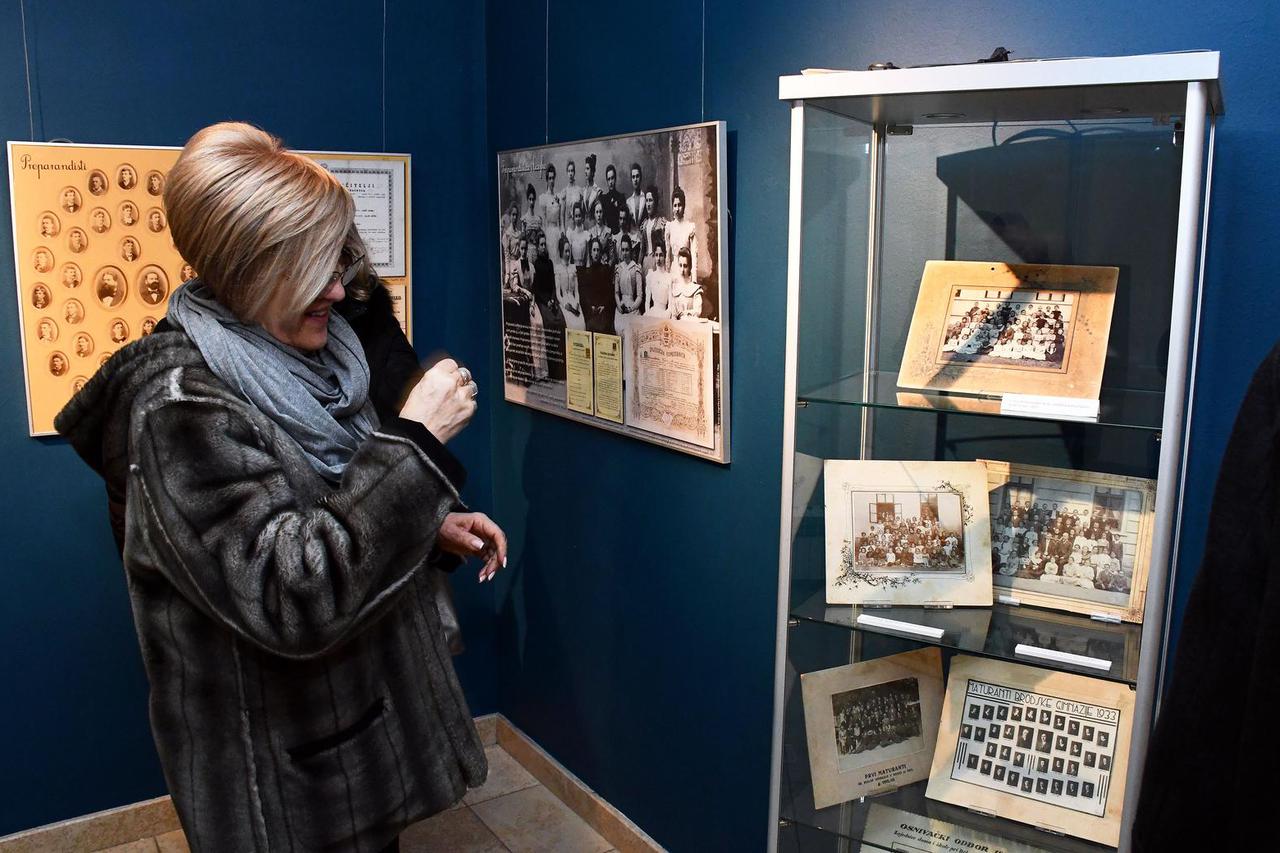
{"left": 781, "top": 621, "right": 1118, "bottom": 851}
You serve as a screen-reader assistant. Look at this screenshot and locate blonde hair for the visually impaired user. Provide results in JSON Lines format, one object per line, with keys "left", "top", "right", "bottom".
{"left": 164, "top": 122, "right": 353, "bottom": 322}
{"left": 340, "top": 224, "right": 378, "bottom": 302}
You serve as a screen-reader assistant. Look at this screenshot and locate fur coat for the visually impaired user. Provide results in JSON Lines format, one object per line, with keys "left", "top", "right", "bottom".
{"left": 55, "top": 329, "right": 486, "bottom": 852}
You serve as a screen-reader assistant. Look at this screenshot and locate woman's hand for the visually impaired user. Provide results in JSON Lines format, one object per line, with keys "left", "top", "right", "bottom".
{"left": 400, "top": 358, "right": 477, "bottom": 443}
{"left": 438, "top": 512, "right": 508, "bottom": 582}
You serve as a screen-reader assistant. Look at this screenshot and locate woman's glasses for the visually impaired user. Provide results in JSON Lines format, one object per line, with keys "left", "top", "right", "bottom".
{"left": 328, "top": 253, "right": 366, "bottom": 288}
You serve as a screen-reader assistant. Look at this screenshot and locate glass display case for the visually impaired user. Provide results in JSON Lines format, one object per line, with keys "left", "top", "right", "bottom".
{"left": 770, "top": 53, "right": 1222, "bottom": 852}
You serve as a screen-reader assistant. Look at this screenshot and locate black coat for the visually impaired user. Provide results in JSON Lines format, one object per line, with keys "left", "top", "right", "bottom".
{"left": 1131, "top": 342, "right": 1280, "bottom": 851}
{"left": 57, "top": 286, "right": 485, "bottom": 851}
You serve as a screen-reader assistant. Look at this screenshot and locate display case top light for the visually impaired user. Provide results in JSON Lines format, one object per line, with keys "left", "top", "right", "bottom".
{"left": 779, "top": 51, "right": 1223, "bottom": 125}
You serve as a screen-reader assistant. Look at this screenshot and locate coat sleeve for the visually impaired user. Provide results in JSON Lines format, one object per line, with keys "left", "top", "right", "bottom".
{"left": 126, "top": 395, "right": 457, "bottom": 659}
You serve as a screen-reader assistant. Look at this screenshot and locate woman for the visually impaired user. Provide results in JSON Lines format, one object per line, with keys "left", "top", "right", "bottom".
{"left": 577, "top": 236, "right": 616, "bottom": 334}
{"left": 615, "top": 204, "right": 642, "bottom": 270}
{"left": 663, "top": 186, "right": 696, "bottom": 275}
{"left": 537, "top": 163, "right": 564, "bottom": 251}
{"left": 640, "top": 186, "right": 666, "bottom": 272}
{"left": 612, "top": 233, "right": 644, "bottom": 336}
{"left": 532, "top": 231, "right": 565, "bottom": 380}
{"left": 555, "top": 234, "right": 584, "bottom": 331}
{"left": 55, "top": 122, "right": 505, "bottom": 853}
{"left": 520, "top": 183, "right": 543, "bottom": 236}
{"left": 645, "top": 238, "right": 672, "bottom": 318}
{"left": 670, "top": 247, "right": 705, "bottom": 320}
{"left": 517, "top": 235, "right": 548, "bottom": 380}
{"left": 500, "top": 200, "right": 523, "bottom": 262}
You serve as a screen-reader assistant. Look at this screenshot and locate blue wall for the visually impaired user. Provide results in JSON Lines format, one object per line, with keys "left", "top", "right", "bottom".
{"left": 485, "top": 1, "right": 1280, "bottom": 851}
{"left": 0, "top": 1, "right": 493, "bottom": 836}
{"left": 3, "top": 0, "right": 1277, "bottom": 846}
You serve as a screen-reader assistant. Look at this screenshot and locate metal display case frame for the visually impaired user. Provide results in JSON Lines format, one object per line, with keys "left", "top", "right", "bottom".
{"left": 770, "top": 52, "right": 1222, "bottom": 852}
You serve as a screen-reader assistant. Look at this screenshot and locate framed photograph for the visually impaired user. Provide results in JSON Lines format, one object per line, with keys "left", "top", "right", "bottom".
{"left": 926, "top": 656, "right": 1134, "bottom": 847}
{"left": 823, "top": 460, "right": 993, "bottom": 607}
{"left": 496, "top": 121, "right": 728, "bottom": 463}
{"left": 983, "top": 460, "right": 1156, "bottom": 623}
{"left": 9, "top": 141, "right": 413, "bottom": 436}
{"left": 898, "top": 261, "right": 1118, "bottom": 401}
{"left": 800, "top": 648, "right": 944, "bottom": 809}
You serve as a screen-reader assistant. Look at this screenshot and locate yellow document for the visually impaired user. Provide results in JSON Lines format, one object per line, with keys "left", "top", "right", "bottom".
{"left": 592, "top": 332, "right": 623, "bottom": 423}
{"left": 565, "top": 329, "right": 594, "bottom": 414}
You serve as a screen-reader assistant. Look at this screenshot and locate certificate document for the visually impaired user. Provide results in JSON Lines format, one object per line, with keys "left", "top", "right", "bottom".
{"left": 624, "top": 317, "right": 714, "bottom": 449}
{"left": 565, "top": 329, "right": 594, "bottom": 414}
{"left": 314, "top": 157, "right": 407, "bottom": 277}
{"left": 592, "top": 333, "right": 623, "bottom": 423}
{"left": 861, "top": 804, "right": 1051, "bottom": 853}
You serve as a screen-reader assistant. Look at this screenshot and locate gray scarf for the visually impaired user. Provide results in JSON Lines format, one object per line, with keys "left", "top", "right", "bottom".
{"left": 166, "top": 279, "right": 379, "bottom": 483}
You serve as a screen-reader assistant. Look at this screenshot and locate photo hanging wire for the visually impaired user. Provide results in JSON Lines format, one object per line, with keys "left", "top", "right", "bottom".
{"left": 381, "top": 0, "right": 388, "bottom": 152}
{"left": 20, "top": 0, "right": 35, "bottom": 141}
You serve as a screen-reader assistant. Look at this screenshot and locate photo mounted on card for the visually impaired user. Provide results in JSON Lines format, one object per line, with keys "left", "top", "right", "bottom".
{"left": 801, "top": 648, "right": 944, "bottom": 809}
{"left": 898, "top": 261, "right": 1118, "bottom": 401}
{"left": 983, "top": 460, "right": 1156, "bottom": 623}
{"left": 823, "top": 460, "right": 993, "bottom": 607}
{"left": 926, "top": 656, "right": 1134, "bottom": 848}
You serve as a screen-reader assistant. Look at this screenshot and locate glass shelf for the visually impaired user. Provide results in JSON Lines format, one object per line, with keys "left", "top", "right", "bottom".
{"left": 779, "top": 778, "right": 1115, "bottom": 853}
{"left": 798, "top": 372, "right": 1166, "bottom": 434}
{"left": 791, "top": 591, "right": 1142, "bottom": 686}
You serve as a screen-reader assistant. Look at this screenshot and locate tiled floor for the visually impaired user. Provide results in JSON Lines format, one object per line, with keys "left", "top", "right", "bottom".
{"left": 94, "top": 744, "right": 615, "bottom": 853}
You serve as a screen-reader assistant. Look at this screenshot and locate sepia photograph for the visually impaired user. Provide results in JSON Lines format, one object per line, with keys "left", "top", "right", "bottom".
{"left": 138, "top": 266, "right": 169, "bottom": 305}
{"left": 87, "top": 170, "right": 108, "bottom": 196}
{"left": 801, "top": 648, "right": 943, "bottom": 809}
{"left": 38, "top": 211, "right": 60, "bottom": 237}
{"left": 497, "top": 121, "right": 728, "bottom": 463}
{"left": 31, "top": 284, "right": 51, "bottom": 309}
{"left": 831, "top": 676, "right": 924, "bottom": 770}
{"left": 983, "top": 460, "right": 1156, "bottom": 622}
{"left": 96, "top": 268, "right": 127, "bottom": 308}
{"left": 824, "top": 460, "right": 993, "bottom": 606}
{"left": 927, "top": 656, "right": 1135, "bottom": 847}
{"left": 90, "top": 207, "right": 111, "bottom": 233}
{"left": 145, "top": 170, "right": 164, "bottom": 196}
{"left": 898, "top": 261, "right": 1118, "bottom": 401}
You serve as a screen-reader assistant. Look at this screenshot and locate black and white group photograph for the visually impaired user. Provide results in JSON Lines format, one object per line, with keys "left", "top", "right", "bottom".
{"left": 496, "top": 122, "right": 728, "bottom": 461}
{"left": 832, "top": 677, "right": 925, "bottom": 770}
{"left": 939, "top": 289, "right": 1075, "bottom": 371}
{"left": 849, "top": 490, "right": 966, "bottom": 572}
{"left": 983, "top": 461, "right": 1156, "bottom": 622}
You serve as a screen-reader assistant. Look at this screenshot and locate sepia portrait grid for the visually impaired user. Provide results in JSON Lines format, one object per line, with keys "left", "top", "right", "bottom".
{"left": 496, "top": 121, "right": 728, "bottom": 463}
{"left": 982, "top": 460, "right": 1155, "bottom": 623}
{"left": 926, "top": 656, "right": 1134, "bottom": 848}
{"left": 800, "top": 647, "right": 944, "bottom": 810}
{"left": 10, "top": 142, "right": 414, "bottom": 436}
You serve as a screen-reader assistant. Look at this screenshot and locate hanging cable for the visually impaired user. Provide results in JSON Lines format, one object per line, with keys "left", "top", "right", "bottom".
{"left": 20, "top": 0, "right": 36, "bottom": 140}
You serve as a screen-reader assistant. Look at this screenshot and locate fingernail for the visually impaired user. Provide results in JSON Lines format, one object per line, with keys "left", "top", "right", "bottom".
{"left": 502, "top": 557, "right": 508, "bottom": 568}
{"left": 472, "top": 538, "right": 484, "bottom": 549}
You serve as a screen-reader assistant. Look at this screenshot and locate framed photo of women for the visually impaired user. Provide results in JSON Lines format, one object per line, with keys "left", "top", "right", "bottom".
{"left": 496, "top": 121, "right": 729, "bottom": 463}
{"left": 898, "top": 261, "right": 1119, "bottom": 402}
{"left": 982, "top": 460, "right": 1156, "bottom": 623}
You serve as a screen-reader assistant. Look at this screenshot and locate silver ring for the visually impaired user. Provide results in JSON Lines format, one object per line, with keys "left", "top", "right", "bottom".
{"left": 458, "top": 366, "right": 472, "bottom": 385}
{"left": 467, "top": 381, "right": 479, "bottom": 399}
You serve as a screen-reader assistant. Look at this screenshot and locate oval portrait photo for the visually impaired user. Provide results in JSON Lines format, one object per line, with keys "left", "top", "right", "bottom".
{"left": 38, "top": 211, "right": 61, "bottom": 238}
{"left": 95, "top": 267, "right": 128, "bottom": 308}
{"left": 88, "top": 170, "right": 109, "bottom": 196}
{"left": 138, "top": 266, "right": 169, "bottom": 306}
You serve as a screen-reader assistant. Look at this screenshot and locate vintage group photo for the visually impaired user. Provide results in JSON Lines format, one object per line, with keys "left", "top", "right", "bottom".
{"left": 984, "top": 461, "right": 1155, "bottom": 622}
{"left": 832, "top": 676, "right": 925, "bottom": 769}
{"left": 496, "top": 122, "right": 728, "bottom": 462}
{"left": 898, "top": 261, "right": 1119, "bottom": 401}
{"left": 824, "top": 460, "right": 993, "bottom": 607}
{"left": 848, "top": 490, "right": 967, "bottom": 573}
{"left": 801, "top": 649, "right": 944, "bottom": 809}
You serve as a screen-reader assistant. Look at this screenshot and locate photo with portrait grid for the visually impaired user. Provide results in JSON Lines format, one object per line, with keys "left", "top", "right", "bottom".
{"left": 497, "top": 125, "right": 720, "bottom": 392}
{"left": 832, "top": 677, "right": 924, "bottom": 765}
{"left": 954, "top": 684, "right": 1118, "bottom": 818}
{"left": 938, "top": 288, "right": 1074, "bottom": 370}
{"left": 990, "top": 475, "right": 1138, "bottom": 599}
{"left": 849, "top": 490, "right": 965, "bottom": 572}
